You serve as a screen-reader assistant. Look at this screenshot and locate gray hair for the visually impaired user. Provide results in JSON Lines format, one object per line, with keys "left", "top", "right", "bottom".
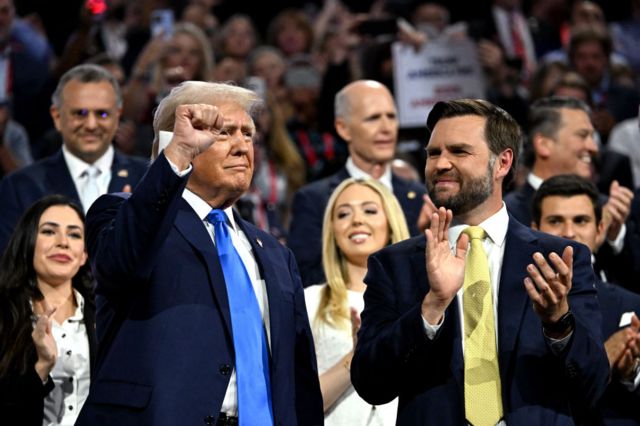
{"left": 525, "top": 96, "right": 591, "bottom": 167}
{"left": 51, "top": 64, "right": 122, "bottom": 108}
{"left": 151, "top": 81, "right": 262, "bottom": 159}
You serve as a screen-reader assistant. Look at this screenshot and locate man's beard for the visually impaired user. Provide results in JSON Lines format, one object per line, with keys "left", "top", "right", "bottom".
{"left": 427, "top": 162, "right": 494, "bottom": 216}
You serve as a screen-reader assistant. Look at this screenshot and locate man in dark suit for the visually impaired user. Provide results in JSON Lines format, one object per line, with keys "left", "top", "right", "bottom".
{"left": 75, "top": 81, "right": 323, "bottom": 425}
{"left": 288, "top": 80, "right": 428, "bottom": 286}
{"left": 505, "top": 96, "right": 635, "bottom": 288}
{"left": 0, "top": 64, "right": 148, "bottom": 253}
{"left": 531, "top": 174, "right": 640, "bottom": 424}
{"left": 351, "top": 99, "right": 609, "bottom": 424}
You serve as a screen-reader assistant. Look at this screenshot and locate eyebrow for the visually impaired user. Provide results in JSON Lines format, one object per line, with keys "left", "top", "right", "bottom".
{"left": 335, "top": 201, "right": 380, "bottom": 209}
{"left": 40, "top": 222, "right": 84, "bottom": 231}
{"left": 222, "top": 120, "right": 255, "bottom": 133}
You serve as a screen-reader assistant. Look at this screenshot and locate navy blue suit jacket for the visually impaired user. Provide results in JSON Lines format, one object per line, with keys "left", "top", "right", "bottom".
{"left": 75, "top": 154, "right": 323, "bottom": 426}
{"left": 351, "top": 216, "right": 609, "bottom": 425}
{"left": 596, "top": 279, "right": 640, "bottom": 425}
{"left": 288, "top": 166, "right": 426, "bottom": 286}
{"left": 0, "top": 148, "right": 148, "bottom": 253}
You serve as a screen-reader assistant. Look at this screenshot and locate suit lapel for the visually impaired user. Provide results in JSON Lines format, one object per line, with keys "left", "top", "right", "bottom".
{"left": 235, "top": 215, "right": 283, "bottom": 357}
{"left": 392, "top": 174, "right": 419, "bottom": 212}
{"left": 109, "top": 151, "right": 142, "bottom": 193}
{"left": 497, "top": 216, "right": 538, "bottom": 381}
{"left": 46, "top": 151, "right": 81, "bottom": 201}
{"left": 173, "top": 201, "right": 233, "bottom": 339}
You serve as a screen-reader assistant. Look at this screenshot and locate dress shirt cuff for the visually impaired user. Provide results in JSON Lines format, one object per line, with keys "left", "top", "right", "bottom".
{"left": 619, "top": 364, "right": 640, "bottom": 391}
{"left": 422, "top": 313, "right": 444, "bottom": 340}
{"left": 544, "top": 330, "right": 573, "bottom": 354}
{"left": 607, "top": 223, "right": 626, "bottom": 254}
{"left": 165, "top": 155, "right": 192, "bottom": 177}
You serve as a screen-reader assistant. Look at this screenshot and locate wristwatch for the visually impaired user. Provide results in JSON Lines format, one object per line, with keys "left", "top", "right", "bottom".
{"left": 543, "top": 311, "right": 575, "bottom": 334}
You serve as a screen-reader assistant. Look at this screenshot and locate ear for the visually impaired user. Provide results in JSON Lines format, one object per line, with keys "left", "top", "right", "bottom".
{"left": 532, "top": 133, "right": 554, "bottom": 159}
{"left": 531, "top": 221, "right": 539, "bottom": 230}
{"left": 335, "top": 117, "right": 351, "bottom": 143}
{"left": 50, "top": 105, "right": 62, "bottom": 132}
{"left": 80, "top": 250, "right": 88, "bottom": 267}
{"left": 494, "top": 148, "right": 513, "bottom": 180}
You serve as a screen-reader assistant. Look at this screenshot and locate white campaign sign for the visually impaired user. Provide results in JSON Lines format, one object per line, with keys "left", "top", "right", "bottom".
{"left": 393, "top": 38, "right": 486, "bottom": 127}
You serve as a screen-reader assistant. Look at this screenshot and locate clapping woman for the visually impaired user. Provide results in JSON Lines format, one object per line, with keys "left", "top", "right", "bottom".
{"left": 0, "top": 195, "right": 95, "bottom": 425}
{"left": 304, "top": 178, "right": 409, "bottom": 424}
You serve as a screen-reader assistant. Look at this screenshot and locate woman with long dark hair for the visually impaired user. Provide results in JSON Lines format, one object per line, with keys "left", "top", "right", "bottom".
{"left": 0, "top": 194, "right": 95, "bottom": 425}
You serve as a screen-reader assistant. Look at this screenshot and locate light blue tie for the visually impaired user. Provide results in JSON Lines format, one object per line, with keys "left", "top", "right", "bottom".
{"left": 206, "top": 209, "right": 273, "bottom": 426}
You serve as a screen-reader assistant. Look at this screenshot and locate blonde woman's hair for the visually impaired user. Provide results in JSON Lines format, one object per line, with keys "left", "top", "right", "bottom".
{"left": 316, "top": 178, "right": 410, "bottom": 329}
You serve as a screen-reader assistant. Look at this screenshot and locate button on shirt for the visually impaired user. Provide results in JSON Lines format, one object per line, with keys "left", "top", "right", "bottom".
{"left": 43, "top": 290, "right": 91, "bottom": 426}
{"left": 62, "top": 144, "right": 114, "bottom": 211}
{"left": 182, "top": 189, "right": 271, "bottom": 417}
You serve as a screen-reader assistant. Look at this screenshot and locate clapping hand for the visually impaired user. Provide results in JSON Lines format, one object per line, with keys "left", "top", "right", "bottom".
{"left": 32, "top": 303, "right": 58, "bottom": 382}
{"left": 422, "top": 207, "right": 469, "bottom": 324}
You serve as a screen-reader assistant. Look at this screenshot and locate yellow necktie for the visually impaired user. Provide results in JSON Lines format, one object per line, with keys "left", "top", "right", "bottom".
{"left": 462, "top": 226, "right": 503, "bottom": 426}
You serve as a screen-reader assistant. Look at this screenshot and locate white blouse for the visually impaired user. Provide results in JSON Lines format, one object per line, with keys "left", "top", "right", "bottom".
{"left": 42, "top": 290, "right": 91, "bottom": 426}
{"left": 305, "top": 284, "right": 398, "bottom": 425}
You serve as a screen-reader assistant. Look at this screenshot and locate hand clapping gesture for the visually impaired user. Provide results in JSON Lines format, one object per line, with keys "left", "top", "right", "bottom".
{"left": 422, "top": 207, "right": 470, "bottom": 325}
{"left": 524, "top": 247, "right": 574, "bottom": 337}
{"left": 32, "top": 303, "right": 58, "bottom": 383}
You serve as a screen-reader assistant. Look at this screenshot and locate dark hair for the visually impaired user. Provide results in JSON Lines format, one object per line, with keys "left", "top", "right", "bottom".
{"left": 524, "top": 96, "right": 591, "bottom": 168}
{"left": 568, "top": 25, "right": 613, "bottom": 63}
{"left": 531, "top": 173, "right": 601, "bottom": 226}
{"left": 426, "top": 98, "right": 522, "bottom": 187}
{"left": 0, "top": 195, "right": 94, "bottom": 377}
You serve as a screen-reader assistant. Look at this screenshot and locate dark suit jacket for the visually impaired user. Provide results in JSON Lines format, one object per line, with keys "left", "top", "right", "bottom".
{"left": 595, "top": 279, "right": 640, "bottom": 425}
{"left": 288, "top": 166, "right": 427, "bottom": 286}
{"left": 75, "top": 153, "right": 323, "bottom": 426}
{"left": 0, "top": 292, "right": 96, "bottom": 426}
{"left": 0, "top": 148, "right": 149, "bottom": 253}
{"left": 351, "top": 216, "right": 609, "bottom": 425}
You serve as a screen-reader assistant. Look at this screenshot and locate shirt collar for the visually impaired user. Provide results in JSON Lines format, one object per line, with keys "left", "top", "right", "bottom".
{"left": 345, "top": 156, "right": 393, "bottom": 191}
{"left": 62, "top": 144, "right": 114, "bottom": 178}
{"left": 527, "top": 172, "right": 544, "bottom": 190}
{"left": 448, "top": 203, "right": 510, "bottom": 248}
{"left": 68, "top": 289, "right": 85, "bottom": 321}
{"left": 182, "top": 188, "right": 237, "bottom": 231}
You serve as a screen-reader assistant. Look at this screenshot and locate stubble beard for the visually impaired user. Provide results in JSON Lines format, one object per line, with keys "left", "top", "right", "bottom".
{"left": 427, "top": 162, "right": 494, "bottom": 216}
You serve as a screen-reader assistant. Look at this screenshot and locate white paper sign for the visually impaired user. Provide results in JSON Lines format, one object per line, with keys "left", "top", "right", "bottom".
{"left": 393, "top": 38, "right": 486, "bottom": 128}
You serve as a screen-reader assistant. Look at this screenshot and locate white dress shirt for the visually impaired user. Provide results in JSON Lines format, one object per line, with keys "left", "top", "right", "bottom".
{"left": 62, "top": 145, "right": 114, "bottom": 211}
{"left": 345, "top": 157, "right": 393, "bottom": 192}
{"left": 43, "top": 290, "right": 91, "bottom": 426}
{"left": 181, "top": 189, "right": 270, "bottom": 417}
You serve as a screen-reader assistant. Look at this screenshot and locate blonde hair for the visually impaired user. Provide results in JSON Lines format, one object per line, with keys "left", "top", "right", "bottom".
{"left": 317, "top": 178, "right": 410, "bottom": 329}
{"left": 151, "top": 81, "right": 261, "bottom": 159}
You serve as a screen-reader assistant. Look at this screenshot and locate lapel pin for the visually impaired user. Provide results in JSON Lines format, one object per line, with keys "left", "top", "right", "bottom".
{"left": 117, "top": 169, "right": 129, "bottom": 178}
{"left": 407, "top": 191, "right": 416, "bottom": 199}
{"left": 256, "top": 238, "right": 263, "bottom": 248}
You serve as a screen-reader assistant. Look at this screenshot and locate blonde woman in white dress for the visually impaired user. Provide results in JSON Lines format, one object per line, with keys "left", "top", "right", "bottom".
{"left": 304, "top": 178, "right": 410, "bottom": 425}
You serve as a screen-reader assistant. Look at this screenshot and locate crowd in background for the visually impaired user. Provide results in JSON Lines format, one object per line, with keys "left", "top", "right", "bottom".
{"left": 2, "top": 0, "right": 640, "bottom": 424}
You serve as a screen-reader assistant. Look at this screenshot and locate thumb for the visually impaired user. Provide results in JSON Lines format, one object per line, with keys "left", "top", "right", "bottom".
{"left": 610, "top": 180, "right": 619, "bottom": 193}
{"left": 122, "top": 184, "right": 132, "bottom": 193}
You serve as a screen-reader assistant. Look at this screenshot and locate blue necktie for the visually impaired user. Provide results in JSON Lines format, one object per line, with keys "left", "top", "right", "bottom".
{"left": 206, "top": 209, "right": 273, "bottom": 425}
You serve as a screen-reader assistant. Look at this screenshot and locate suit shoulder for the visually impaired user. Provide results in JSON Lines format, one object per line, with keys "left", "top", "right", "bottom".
{"left": 372, "top": 235, "right": 423, "bottom": 260}
{"left": 295, "top": 175, "right": 334, "bottom": 197}
{"left": 391, "top": 174, "right": 426, "bottom": 193}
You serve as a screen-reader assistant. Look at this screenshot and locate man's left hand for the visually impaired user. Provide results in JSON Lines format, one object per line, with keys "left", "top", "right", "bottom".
{"left": 524, "top": 246, "right": 573, "bottom": 326}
